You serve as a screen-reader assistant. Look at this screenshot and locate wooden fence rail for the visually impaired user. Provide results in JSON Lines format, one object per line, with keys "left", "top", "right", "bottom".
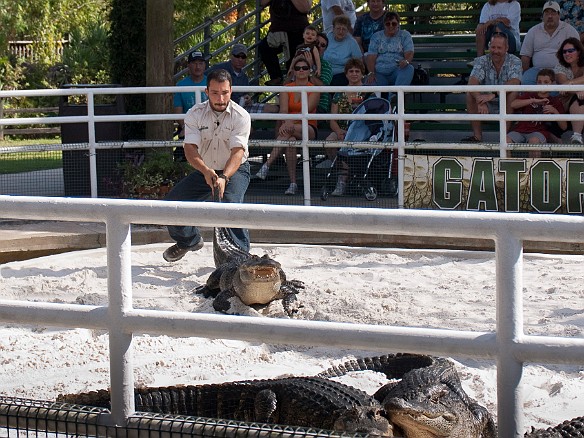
{"left": 0, "top": 104, "right": 60, "bottom": 140}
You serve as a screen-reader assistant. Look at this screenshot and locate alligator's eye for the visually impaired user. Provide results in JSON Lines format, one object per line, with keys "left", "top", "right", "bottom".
{"left": 429, "top": 389, "right": 447, "bottom": 404}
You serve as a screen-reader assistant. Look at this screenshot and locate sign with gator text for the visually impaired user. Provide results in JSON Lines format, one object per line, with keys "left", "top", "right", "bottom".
{"left": 403, "top": 156, "right": 584, "bottom": 214}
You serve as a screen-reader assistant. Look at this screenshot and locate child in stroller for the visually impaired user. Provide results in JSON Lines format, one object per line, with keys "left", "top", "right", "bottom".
{"left": 321, "top": 96, "right": 397, "bottom": 201}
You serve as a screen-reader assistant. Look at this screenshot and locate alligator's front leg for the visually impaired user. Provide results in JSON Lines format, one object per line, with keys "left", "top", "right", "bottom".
{"left": 213, "top": 288, "right": 237, "bottom": 313}
{"left": 254, "top": 389, "right": 278, "bottom": 423}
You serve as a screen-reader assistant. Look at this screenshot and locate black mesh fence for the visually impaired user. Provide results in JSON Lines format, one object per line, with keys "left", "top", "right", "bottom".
{"left": 0, "top": 396, "right": 362, "bottom": 438}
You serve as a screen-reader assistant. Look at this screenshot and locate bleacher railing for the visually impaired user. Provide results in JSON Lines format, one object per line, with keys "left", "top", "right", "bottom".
{"left": 1, "top": 84, "right": 584, "bottom": 208}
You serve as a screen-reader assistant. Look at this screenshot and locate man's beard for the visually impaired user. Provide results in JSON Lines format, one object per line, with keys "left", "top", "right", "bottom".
{"left": 210, "top": 101, "right": 228, "bottom": 112}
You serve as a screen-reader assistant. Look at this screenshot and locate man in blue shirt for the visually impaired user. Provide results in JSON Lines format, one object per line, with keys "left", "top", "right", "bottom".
{"left": 207, "top": 44, "right": 250, "bottom": 104}
{"left": 174, "top": 51, "right": 208, "bottom": 138}
{"left": 174, "top": 51, "right": 208, "bottom": 160}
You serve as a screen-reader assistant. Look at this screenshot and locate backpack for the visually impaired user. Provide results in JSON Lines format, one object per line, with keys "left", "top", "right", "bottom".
{"left": 412, "top": 65, "right": 429, "bottom": 86}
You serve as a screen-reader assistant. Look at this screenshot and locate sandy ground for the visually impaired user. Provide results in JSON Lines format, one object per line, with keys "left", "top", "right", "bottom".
{"left": 0, "top": 243, "right": 582, "bottom": 433}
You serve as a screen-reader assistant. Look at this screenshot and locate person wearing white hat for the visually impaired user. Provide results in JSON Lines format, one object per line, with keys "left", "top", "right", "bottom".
{"left": 520, "top": 0, "right": 579, "bottom": 84}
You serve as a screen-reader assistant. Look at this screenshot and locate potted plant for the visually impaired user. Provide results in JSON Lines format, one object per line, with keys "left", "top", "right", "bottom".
{"left": 121, "top": 149, "right": 191, "bottom": 199}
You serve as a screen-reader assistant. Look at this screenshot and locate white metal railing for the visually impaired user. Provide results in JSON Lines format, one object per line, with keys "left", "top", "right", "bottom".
{"left": 2, "top": 84, "right": 584, "bottom": 208}
{"left": 0, "top": 195, "right": 583, "bottom": 437}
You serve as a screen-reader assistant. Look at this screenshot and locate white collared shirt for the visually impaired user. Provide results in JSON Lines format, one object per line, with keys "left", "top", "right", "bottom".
{"left": 183, "top": 100, "right": 251, "bottom": 169}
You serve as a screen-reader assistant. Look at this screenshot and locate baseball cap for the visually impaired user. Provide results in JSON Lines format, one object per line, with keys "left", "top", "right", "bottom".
{"left": 231, "top": 44, "right": 248, "bottom": 56}
{"left": 542, "top": 1, "right": 560, "bottom": 13}
{"left": 187, "top": 51, "right": 204, "bottom": 62}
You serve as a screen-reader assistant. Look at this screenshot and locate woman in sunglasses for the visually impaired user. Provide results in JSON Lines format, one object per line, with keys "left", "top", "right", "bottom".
{"left": 554, "top": 37, "right": 584, "bottom": 144}
{"left": 365, "top": 11, "right": 414, "bottom": 91}
{"left": 254, "top": 56, "right": 320, "bottom": 195}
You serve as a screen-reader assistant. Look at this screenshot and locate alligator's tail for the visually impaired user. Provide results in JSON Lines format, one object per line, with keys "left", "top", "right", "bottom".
{"left": 213, "top": 226, "right": 250, "bottom": 268}
{"left": 317, "top": 353, "right": 436, "bottom": 380}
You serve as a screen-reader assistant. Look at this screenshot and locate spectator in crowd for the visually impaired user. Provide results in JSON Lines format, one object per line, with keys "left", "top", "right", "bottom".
{"left": 174, "top": 51, "right": 208, "bottom": 139}
{"left": 321, "top": 0, "right": 356, "bottom": 34}
{"left": 208, "top": 44, "right": 279, "bottom": 114}
{"left": 174, "top": 51, "right": 208, "bottom": 161}
{"left": 207, "top": 44, "right": 250, "bottom": 104}
{"left": 506, "top": 69, "right": 566, "bottom": 157}
{"left": 313, "top": 32, "right": 334, "bottom": 114}
{"left": 554, "top": 37, "right": 584, "bottom": 143}
{"left": 254, "top": 57, "right": 320, "bottom": 195}
{"left": 558, "top": 0, "right": 584, "bottom": 43}
{"left": 520, "top": 0, "right": 579, "bottom": 85}
{"left": 258, "top": 0, "right": 310, "bottom": 86}
{"left": 474, "top": 0, "right": 521, "bottom": 57}
{"left": 325, "top": 58, "right": 368, "bottom": 195}
{"left": 289, "top": 24, "right": 322, "bottom": 78}
{"left": 365, "top": 12, "right": 414, "bottom": 93}
{"left": 353, "top": 0, "right": 386, "bottom": 54}
{"left": 323, "top": 15, "right": 363, "bottom": 86}
{"left": 463, "top": 32, "right": 522, "bottom": 142}
{"left": 163, "top": 69, "right": 251, "bottom": 263}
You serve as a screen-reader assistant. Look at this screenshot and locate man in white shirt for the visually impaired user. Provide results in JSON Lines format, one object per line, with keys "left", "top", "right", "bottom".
{"left": 163, "top": 69, "right": 251, "bottom": 262}
{"left": 321, "top": 0, "right": 356, "bottom": 34}
{"left": 520, "top": 0, "right": 579, "bottom": 84}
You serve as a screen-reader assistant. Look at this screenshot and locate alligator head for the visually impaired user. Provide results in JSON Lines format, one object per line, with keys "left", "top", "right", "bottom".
{"left": 333, "top": 405, "right": 395, "bottom": 437}
{"left": 376, "top": 358, "right": 496, "bottom": 438}
{"left": 231, "top": 254, "right": 283, "bottom": 305}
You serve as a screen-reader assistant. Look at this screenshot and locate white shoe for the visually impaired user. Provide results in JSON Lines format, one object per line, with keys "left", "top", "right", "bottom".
{"left": 254, "top": 164, "right": 269, "bottom": 180}
{"left": 331, "top": 180, "right": 346, "bottom": 196}
{"left": 284, "top": 183, "right": 298, "bottom": 195}
{"left": 570, "top": 132, "right": 583, "bottom": 144}
{"left": 316, "top": 159, "right": 333, "bottom": 169}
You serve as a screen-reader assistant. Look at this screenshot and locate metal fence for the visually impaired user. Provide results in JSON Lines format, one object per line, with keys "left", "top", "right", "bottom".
{"left": 1, "top": 84, "right": 584, "bottom": 210}
{"left": 0, "top": 195, "right": 583, "bottom": 437}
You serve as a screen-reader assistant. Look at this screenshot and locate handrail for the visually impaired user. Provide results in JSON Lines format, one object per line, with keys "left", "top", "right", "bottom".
{"left": 0, "top": 195, "right": 583, "bottom": 436}
{"left": 1, "top": 83, "right": 584, "bottom": 205}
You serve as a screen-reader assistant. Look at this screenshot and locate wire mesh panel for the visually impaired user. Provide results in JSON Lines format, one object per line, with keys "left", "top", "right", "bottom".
{"left": 0, "top": 397, "right": 366, "bottom": 438}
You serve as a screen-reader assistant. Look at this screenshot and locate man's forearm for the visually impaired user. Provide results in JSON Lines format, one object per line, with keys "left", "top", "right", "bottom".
{"left": 222, "top": 148, "right": 246, "bottom": 178}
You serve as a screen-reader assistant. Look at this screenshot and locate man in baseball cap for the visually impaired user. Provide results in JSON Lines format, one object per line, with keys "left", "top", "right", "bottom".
{"left": 173, "top": 50, "right": 208, "bottom": 159}
{"left": 519, "top": 0, "right": 579, "bottom": 84}
{"left": 231, "top": 44, "right": 248, "bottom": 57}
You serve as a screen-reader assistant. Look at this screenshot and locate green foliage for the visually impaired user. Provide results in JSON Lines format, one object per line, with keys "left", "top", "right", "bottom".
{"left": 62, "top": 23, "right": 112, "bottom": 86}
{"left": 0, "top": 150, "right": 62, "bottom": 174}
{"left": 120, "top": 149, "right": 191, "bottom": 198}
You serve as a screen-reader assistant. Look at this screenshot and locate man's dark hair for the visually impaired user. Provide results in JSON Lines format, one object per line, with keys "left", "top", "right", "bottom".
{"left": 207, "top": 69, "right": 232, "bottom": 86}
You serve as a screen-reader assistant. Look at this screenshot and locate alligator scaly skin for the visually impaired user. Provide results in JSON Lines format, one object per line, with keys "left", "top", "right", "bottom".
{"left": 57, "top": 377, "right": 395, "bottom": 436}
{"left": 195, "top": 227, "right": 304, "bottom": 316}
{"left": 525, "top": 416, "right": 584, "bottom": 438}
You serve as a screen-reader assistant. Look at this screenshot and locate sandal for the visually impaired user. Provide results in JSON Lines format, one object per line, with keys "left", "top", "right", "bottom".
{"left": 461, "top": 135, "right": 481, "bottom": 143}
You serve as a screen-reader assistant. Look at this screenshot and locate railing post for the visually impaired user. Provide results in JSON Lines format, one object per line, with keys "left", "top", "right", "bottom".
{"left": 301, "top": 89, "right": 311, "bottom": 206}
{"left": 495, "top": 233, "right": 525, "bottom": 437}
{"left": 87, "top": 92, "right": 98, "bottom": 198}
{"left": 106, "top": 216, "right": 135, "bottom": 426}
{"left": 0, "top": 97, "right": 4, "bottom": 141}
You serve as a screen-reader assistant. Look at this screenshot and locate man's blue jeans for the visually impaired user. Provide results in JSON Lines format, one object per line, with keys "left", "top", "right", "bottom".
{"left": 165, "top": 161, "right": 250, "bottom": 252}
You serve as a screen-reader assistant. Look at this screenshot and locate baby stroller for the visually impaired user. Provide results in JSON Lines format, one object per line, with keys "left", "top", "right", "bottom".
{"left": 321, "top": 97, "right": 398, "bottom": 201}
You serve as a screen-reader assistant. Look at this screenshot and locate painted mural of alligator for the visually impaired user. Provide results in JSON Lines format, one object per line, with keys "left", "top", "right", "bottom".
{"left": 195, "top": 227, "right": 304, "bottom": 316}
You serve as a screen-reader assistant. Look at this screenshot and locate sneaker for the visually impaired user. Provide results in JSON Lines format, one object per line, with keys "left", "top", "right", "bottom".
{"left": 461, "top": 135, "right": 481, "bottom": 143}
{"left": 316, "top": 159, "right": 333, "bottom": 169}
{"left": 570, "top": 132, "right": 583, "bottom": 144}
{"left": 163, "top": 238, "right": 204, "bottom": 262}
{"left": 331, "top": 180, "right": 346, "bottom": 196}
{"left": 284, "top": 183, "right": 298, "bottom": 195}
{"left": 254, "top": 164, "right": 269, "bottom": 180}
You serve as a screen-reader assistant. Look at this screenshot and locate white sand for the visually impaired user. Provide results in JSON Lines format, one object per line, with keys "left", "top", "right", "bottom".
{"left": 0, "top": 243, "right": 583, "bottom": 433}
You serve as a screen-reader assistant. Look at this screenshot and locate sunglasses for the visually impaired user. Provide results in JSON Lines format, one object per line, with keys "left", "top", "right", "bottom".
{"left": 294, "top": 65, "right": 310, "bottom": 71}
{"left": 385, "top": 21, "right": 399, "bottom": 27}
{"left": 563, "top": 47, "right": 578, "bottom": 54}
{"left": 233, "top": 54, "right": 247, "bottom": 59}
